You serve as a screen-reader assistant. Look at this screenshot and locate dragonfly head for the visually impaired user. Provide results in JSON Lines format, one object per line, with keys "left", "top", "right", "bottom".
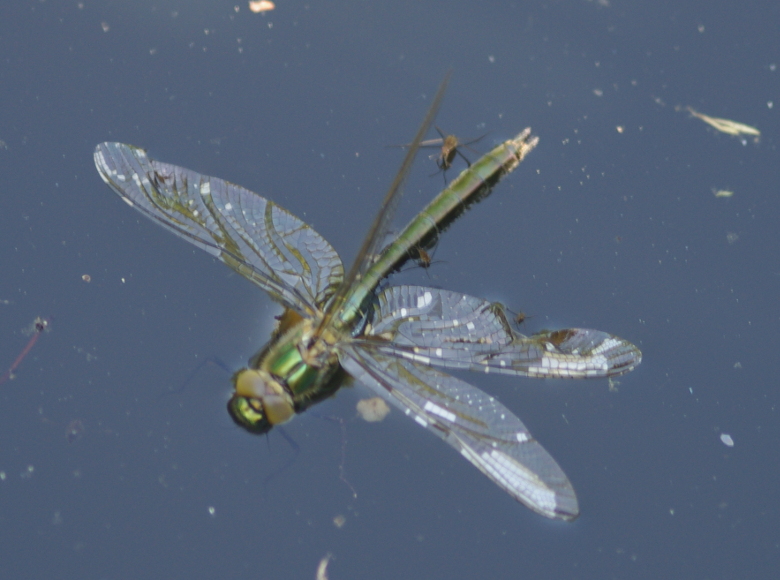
{"left": 228, "top": 368, "right": 295, "bottom": 434}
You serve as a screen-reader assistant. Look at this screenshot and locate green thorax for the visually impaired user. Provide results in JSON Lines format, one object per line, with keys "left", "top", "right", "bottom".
{"left": 253, "top": 313, "right": 343, "bottom": 410}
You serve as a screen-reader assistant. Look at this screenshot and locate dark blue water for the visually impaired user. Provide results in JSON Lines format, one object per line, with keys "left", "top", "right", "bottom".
{"left": 1, "top": 1, "right": 778, "bottom": 578}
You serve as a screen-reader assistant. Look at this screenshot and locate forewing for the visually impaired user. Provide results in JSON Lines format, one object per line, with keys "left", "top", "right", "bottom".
{"left": 339, "top": 343, "right": 579, "bottom": 521}
{"left": 94, "top": 142, "right": 343, "bottom": 315}
{"left": 368, "top": 285, "right": 641, "bottom": 378}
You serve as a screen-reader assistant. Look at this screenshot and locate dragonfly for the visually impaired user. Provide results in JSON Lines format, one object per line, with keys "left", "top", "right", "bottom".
{"left": 93, "top": 80, "right": 641, "bottom": 521}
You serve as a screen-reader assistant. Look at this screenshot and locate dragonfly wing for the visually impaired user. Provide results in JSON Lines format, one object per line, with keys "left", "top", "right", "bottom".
{"left": 339, "top": 344, "right": 578, "bottom": 520}
{"left": 94, "top": 143, "right": 343, "bottom": 314}
{"left": 368, "top": 285, "right": 641, "bottom": 378}
{"left": 370, "top": 285, "right": 515, "bottom": 348}
{"left": 482, "top": 328, "right": 641, "bottom": 378}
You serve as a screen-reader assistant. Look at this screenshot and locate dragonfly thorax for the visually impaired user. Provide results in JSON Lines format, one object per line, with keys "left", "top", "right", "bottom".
{"left": 228, "top": 317, "right": 343, "bottom": 434}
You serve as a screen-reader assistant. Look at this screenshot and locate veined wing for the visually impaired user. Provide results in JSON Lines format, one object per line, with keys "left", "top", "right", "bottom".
{"left": 367, "top": 285, "right": 641, "bottom": 378}
{"left": 94, "top": 143, "right": 343, "bottom": 315}
{"left": 339, "top": 344, "right": 578, "bottom": 520}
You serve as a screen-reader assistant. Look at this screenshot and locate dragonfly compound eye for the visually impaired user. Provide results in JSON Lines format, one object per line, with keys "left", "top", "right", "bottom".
{"left": 229, "top": 369, "right": 295, "bottom": 433}
{"left": 227, "top": 396, "right": 271, "bottom": 434}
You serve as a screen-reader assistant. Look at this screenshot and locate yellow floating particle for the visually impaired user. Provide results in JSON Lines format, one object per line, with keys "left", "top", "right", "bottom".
{"left": 316, "top": 554, "right": 331, "bottom": 580}
{"left": 249, "top": 0, "right": 275, "bottom": 13}
{"left": 683, "top": 106, "right": 760, "bottom": 140}
{"left": 713, "top": 189, "right": 734, "bottom": 198}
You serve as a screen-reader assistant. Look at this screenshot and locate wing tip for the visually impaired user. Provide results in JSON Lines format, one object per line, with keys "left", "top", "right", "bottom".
{"left": 554, "top": 501, "right": 580, "bottom": 522}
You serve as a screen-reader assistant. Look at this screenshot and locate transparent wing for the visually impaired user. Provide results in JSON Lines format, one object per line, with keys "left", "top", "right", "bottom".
{"left": 94, "top": 142, "right": 343, "bottom": 315}
{"left": 368, "top": 285, "right": 641, "bottom": 378}
{"left": 339, "top": 344, "right": 578, "bottom": 520}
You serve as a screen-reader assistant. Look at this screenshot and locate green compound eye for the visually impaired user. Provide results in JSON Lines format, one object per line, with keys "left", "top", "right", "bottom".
{"left": 228, "top": 368, "right": 296, "bottom": 434}
{"left": 227, "top": 395, "right": 272, "bottom": 435}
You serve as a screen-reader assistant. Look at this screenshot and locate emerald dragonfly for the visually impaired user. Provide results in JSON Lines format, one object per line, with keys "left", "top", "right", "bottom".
{"left": 93, "top": 81, "right": 640, "bottom": 521}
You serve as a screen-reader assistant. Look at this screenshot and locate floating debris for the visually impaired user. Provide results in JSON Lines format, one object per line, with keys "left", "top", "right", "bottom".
{"left": 720, "top": 433, "right": 734, "bottom": 447}
{"left": 249, "top": 0, "right": 275, "bottom": 13}
{"left": 332, "top": 514, "right": 346, "bottom": 528}
{"left": 82, "top": 274, "right": 92, "bottom": 282}
{"left": 65, "top": 419, "right": 85, "bottom": 444}
{"left": 683, "top": 106, "right": 760, "bottom": 141}
{"left": 712, "top": 189, "right": 734, "bottom": 198}
{"left": 726, "top": 232, "right": 739, "bottom": 244}
{"left": 315, "top": 554, "right": 332, "bottom": 580}
{"left": 356, "top": 397, "right": 390, "bottom": 422}
{"left": 0, "top": 317, "right": 50, "bottom": 385}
